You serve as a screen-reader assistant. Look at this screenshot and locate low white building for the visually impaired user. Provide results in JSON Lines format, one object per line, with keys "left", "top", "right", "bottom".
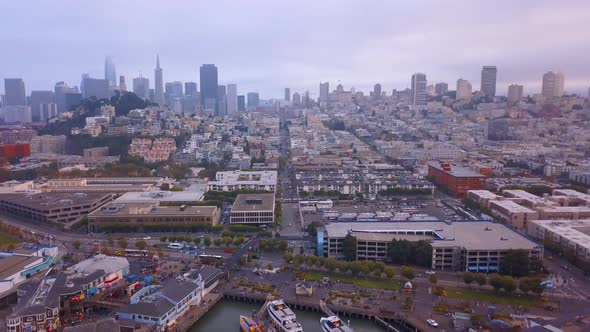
{"left": 207, "top": 170, "right": 277, "bottom": 192}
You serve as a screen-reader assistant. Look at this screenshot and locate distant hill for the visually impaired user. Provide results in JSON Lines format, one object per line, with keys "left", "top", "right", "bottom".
{"left": 38, "top": 91, "right": 154, "bottom": 136}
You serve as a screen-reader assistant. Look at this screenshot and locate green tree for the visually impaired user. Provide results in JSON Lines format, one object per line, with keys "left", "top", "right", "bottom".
{"left": 214, "top": 238, "right": 223, "bottom": 247}
{"left": 72, "top": 240, "right": 81, "bottom": 250}
{"left": 223, "top": 236, "right": 233, "bottom": 247}
{"left": 401, "top": 266, "right": 415, "bottom": 280}
{"left": 349, "top": 261, "right": 364, "bottom": 277}
{"left": 342, "top": 234, "right": 357, "bottom": 261}
{"left": 428, "top": 274, "right": 439, "bottom": 285}
{"left": 233, "top": 237, "right": 244, "bottom": 246}
{"left": 204, "top": 237, "right": 212, "bottom": 247}
{"left": 325, "top": 258, "right": 338, "bottom": 273}
{"left": 107, "top": 236, "right": 115, "bottom": 247}
{"left": 384, "top": 267, "right": 396, "bottom": 279}
{"left": 118, "top": 238, "right": 129, "bottom": 250}
{"left": 463, "top": 272, "right": 475, "bottom": 286}
{"left": 501, "top": 276, "right": 517, "bottom": 293}
{"left": 160, "top": 235, "right": 168, "bottom": 243}
{"left": 387, "top": 239, "right": 413, "bottom": 265}
{"left": 489, "top": 274, "right": 503, "bottom": 292}
{"left": 193, "top": 237, "right": 201, "bottom": 245}
{"left": 474, "top": 273, "right": 487, "bottom": 286}
{"left": 134, "top": 240, "right": 147, "bottom": 250}
{"left": 267, "top": 263, "right": 273, "bottom": 270}
{"left": 500, "top": 250, "right": 531, "bottom": 277}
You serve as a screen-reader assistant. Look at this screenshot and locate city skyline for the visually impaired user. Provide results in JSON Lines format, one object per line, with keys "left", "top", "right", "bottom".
{"left": 1, "top": 1, "right": 589, "bottom": 98}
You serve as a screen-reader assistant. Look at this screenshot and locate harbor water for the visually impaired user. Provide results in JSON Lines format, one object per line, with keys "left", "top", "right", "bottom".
{"left": 189, "top": 299, "right": 386, "bottom": 332}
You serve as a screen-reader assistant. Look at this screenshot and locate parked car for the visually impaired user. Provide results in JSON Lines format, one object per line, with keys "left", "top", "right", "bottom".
{"left": 426, "top": 319, "right": 438, "bottom": 327}
{"left": 425, "top": 270, "right": 436, "bottom": 275}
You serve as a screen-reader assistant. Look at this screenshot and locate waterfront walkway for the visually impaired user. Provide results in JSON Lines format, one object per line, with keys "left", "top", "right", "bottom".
{"left": 176, "top": 292, "right": 223, "bottom": 332}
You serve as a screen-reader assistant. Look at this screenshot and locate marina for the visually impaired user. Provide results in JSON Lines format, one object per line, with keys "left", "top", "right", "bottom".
{"left": 189, "top": 299, "right": 388, "bottom": 332}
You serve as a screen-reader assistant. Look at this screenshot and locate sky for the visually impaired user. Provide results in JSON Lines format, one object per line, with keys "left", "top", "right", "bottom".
{"left": 1, "top": 0, "right": 590, "bottom": 99}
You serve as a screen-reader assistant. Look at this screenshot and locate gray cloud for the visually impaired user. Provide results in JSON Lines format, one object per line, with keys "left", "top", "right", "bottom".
{"left": 1, "top": 0, "right": 589, "bottom": 98}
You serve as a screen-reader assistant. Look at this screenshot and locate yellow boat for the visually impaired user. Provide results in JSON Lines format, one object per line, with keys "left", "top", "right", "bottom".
{"left": 240, "top": 315, "right": 263, "bottom": 332}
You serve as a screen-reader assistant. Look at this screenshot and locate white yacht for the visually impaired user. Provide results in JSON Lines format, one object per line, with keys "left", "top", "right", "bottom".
{"left": 267, "top": 299, "right": 303, "bottom": 332}
{"left": 320, "top": 316, "right": 354, "bottom": 332}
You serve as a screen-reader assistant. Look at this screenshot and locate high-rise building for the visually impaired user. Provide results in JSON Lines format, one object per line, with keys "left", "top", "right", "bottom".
{"left": 64, "top": 92, "right": 82, "bottom": 113}
{"left": 542, "top": 71, "right": 564, "bottom": 99}
{"left": 4, "top": 78, "right": 26, "bottom": 106}
{"left": 373, "top": 83, "right": 382, "bottom": 100}
{"left": 133, "top": 75, "right": 150, "bottom": 100}
{"left": 80, "top": 73, "right": 90, "bottom": 96}
{"left": 217, "top": 85, "right": 227, "bottom": 116}
{"left": 481, "top": 66, "right": 497, "bottom": 97}
{"left": 507, "top": 84, "right": 523, "bottom": 105}
{"left": 104, "top": 56, "right": 117, "bottom": 88}
{"left": 200, "top": 64, "right": 219, "bottom": 114}
{"left": 319, "top": 82, "right": 329, "bottom": 102}
{"left": 456, "top": 78, "right": 473, "bottom": 100}
{"left": 435, "top": 82, "right": 448, "bottom": 95}
{"left": 119, "top": 76, "right": 127, "bottom": 92}
{"left": 185, "top": 82, "right": 197, "bottom": 96}
{"left": 54, "top": 82, "right": 75, "bottom": 113}
{"left": 226, "top": 84, "right": 237, "bottom": 115}
{"left": 154, "top": 55, "right": 164, "bottom": 106}
{"left": 237, "top": 95, "right": 245, "bottom": 111}
{"left": 30, "top": 91, "right": 54, "bottom": 122}
{"left": 165, "top": 81, "right": 183, "bottom": 98}
{"left": 4, "top": 106, "right": 32, "bottom": 123}
{"left": 247, "top": 92, "right": 259, "bottom": 108}
{"left": 284, "top": 88, "right": 291, "bottom": 101}
{"left": 411, "top": 73, "right": 427, "bottom": 106}
{"left": 82, "top": 78, "right": 110, "bottom": 99}
{"left": 293, "top": 92, "right": 301, "bottom": 106}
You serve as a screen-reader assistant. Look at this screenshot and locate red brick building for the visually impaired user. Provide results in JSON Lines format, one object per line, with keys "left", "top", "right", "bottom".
{"left": 428, "top": 162, "right": 486, "bottom": 198}
{"left": 0, "top": 143, "right": 31, "bottom": 159}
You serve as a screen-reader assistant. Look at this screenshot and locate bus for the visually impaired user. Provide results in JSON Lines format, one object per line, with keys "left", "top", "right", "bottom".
{"left": 124, "top": 249, "right": 148, "bottom": 257}
{"left": 167, "top": 242, "right": 183, "bottom": 249}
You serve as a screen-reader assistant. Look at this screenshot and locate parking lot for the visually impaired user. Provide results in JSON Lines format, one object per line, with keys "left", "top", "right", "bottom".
{"left": 301, "top": 197, "right": 462, "bottom": 226}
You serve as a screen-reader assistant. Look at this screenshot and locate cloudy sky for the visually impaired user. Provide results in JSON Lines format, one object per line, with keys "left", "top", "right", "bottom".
{"left": 1, "top": 0, "right": 589, "bottom": 99}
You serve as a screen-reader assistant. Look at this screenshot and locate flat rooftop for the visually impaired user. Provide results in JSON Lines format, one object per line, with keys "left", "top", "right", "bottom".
{"left": 212, "top": 170, "right": 277, "bottom": 184}
{"left": 428, "top": 163, "right": 485, "bottom": 178}
{"left": 0, "top": 192, "right": 110, "bottom": 210}
{"left": 0, "top": 255, "right": 41, "bottom": 280}
{"left": 531, "top": 219, "right": 590, "bottom": 251}
{"left": 231, "top": 193, "right": 275, "bottom": 212}
{"left": 323, "top": 221, "right": 540, "bottom": 251}
{"left": 114, "top": 190, "right": 205, "bottom": 203}
{"left": 90, "top": 202, "right": 218, "bottom": 217}
{"left": 490, "top": 200, "right": 537, "bottom": 213}
{"left": 468, "top": 190, "right": 498, "bottom": 199}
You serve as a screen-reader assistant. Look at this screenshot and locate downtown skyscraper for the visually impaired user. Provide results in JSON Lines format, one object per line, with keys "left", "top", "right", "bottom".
{"left": 104, "top": 56, "right": 117, "bottom": 88}
{"left": 154, "top": 55, "right": 164, "bottom": 106}
{"left": 226, "top": 83, "right": 237, "bottom": 115}
{"left": 200, "top": 64, "right": 218, "bottom": 115}
{"left": 411, "top": 73, "right": 427, "bottom": 106}
{"left": 3, "top": 78, "right": 26, "bottom": 106}
{"left": 319, "top": 82, "right": 329, "bottom": 103}
{"left": 481, "top": 66, "right": 497, "bottom": 98}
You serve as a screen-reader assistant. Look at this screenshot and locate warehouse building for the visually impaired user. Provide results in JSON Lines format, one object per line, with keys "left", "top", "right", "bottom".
{"left": 0, "top": 192, "right": 112, "bottom": 228}
{"left": 87, "top": 202, "right": 220, "bottom": 232}
{"left": 428, "top": 162, "right": 486, "bottom": 198}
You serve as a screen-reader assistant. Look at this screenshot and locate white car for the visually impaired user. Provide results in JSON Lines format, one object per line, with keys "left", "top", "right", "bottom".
{"left": 142, "top": 236, "right": 151, "bottom": 240}
{"left": 425, "top": 270, "right": 436, "bottom": 275}
{"left": 426, "top": 319, "right": 439, "bottom": 327}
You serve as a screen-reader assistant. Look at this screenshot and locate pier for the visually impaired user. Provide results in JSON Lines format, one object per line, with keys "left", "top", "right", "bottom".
{"left": 176, "top": 291, "right": 224, "bottom": 332}
{"left": 224, "top": 289, "right": 424, "bottom": 332}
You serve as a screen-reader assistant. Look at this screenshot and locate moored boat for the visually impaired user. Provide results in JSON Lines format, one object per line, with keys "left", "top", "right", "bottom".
{"left": 320, "top": 315, "right": 354, "bottom": 332}
{"left": 267, "top": 299, "right": 303, "bottom": 332}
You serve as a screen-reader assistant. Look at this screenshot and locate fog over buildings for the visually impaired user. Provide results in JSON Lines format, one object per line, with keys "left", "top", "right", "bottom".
{"left": 1, "top": 0, "right": 590, "bottom": 98}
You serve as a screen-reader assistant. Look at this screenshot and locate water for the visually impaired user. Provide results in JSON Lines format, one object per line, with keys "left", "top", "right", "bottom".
{"left": 190, "top": 299, "right": 386, "bottom": 332}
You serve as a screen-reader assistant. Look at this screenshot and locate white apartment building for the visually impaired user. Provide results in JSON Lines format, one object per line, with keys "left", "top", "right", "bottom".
{"left": 207, "top": 170, "right": 277, "bottom": 192}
